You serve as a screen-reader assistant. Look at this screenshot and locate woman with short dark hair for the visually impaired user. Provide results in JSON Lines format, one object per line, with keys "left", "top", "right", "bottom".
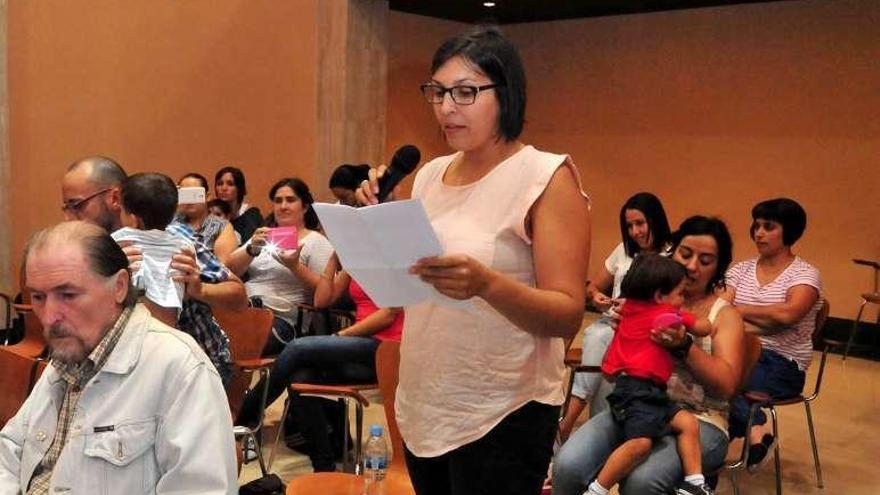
{"left": 359, "top": 26, "right": 591, "bottom": 495}
{"left": 725, "top": 197, "right": 822, "bottom": 469}
{"left": 329, "top": 163, "right": 371, "bottom": 206}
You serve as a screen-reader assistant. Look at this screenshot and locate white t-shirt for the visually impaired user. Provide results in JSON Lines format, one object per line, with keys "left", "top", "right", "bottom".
{"left": 726, "top": 256, "right": 822, "bottom": 370}
{"left": 244, "top": 231, "right": 334, "bottom": 323}
{"left": 604, "top": 242, "right": 633, "bottom": 299}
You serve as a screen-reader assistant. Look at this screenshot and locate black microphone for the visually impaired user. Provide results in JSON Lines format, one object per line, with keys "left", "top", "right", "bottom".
{"left": 377, "top": 145, "right": 421, "bottom": 203}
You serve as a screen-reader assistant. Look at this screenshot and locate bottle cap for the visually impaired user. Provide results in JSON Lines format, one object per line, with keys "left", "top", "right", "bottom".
{"left": 370, "top": 424, "right": 384, "bottom": 436}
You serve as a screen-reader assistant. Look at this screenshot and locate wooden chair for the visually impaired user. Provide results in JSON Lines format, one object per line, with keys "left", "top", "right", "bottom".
{"left": 0, "top": 300, "right": 49, "bottom": 427}
{"left": 285, "top": 340, "right": 414, "bottom": 495}
{"left": 213, "top": 306, "right": 276, "bottom": 476}
{"left": 733, "top": 299, "right": 831, "bottom": 495}
{"left": 5, "top": 303, "right": 47, "bottom": 360}
{"left": 0, "top": 349, "right": 38, "bottom": 426}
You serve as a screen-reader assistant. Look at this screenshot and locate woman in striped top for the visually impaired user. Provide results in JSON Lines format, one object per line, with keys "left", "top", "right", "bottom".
{"left": 724, "top": 197, "right": 822, "bottom": 470}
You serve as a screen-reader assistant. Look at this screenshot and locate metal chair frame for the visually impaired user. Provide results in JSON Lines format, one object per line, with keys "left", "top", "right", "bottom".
{"left": 728, "top": 299, "right": 831, "bottom": 495}
{"left": 846, "top": 258, "right": 880, "bottom": 359}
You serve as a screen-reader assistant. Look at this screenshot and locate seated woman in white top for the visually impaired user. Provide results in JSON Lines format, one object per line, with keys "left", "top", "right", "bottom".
{"left": 725, "top": 197, "right": 822, "bottom": 469}
{"left": 226, "top": 177, "right": 334, "bottom": 355}
{"left": 558, "top": 191, "right": 673, "bottom": 443}
{"left": 358, "top": 26, "right": 591, "bottom": 495}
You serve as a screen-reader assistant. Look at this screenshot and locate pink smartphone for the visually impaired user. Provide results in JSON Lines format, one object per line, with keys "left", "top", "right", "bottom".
{"left": 267, "top": 226, "right": 298, "bottom": 250}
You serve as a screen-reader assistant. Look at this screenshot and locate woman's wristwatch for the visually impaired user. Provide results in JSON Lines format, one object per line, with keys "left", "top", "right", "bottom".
{"left": 245, "top": 243, "right": 261, "bottom": 257}
{"left": 670, "top": 334, "right": 694, "bottom": 360}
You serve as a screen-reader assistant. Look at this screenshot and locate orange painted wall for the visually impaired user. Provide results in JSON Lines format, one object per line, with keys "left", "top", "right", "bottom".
{"left": 388, "top": 1, "right": 880, "bottom": 318}
{"left": 7, "top": 0, "right": 319, "bottom": 278}
{"left": 386, "top": 12, "right": 466, "bottom": 197}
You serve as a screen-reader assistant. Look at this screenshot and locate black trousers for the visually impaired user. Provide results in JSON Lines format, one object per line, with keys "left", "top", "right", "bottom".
{"left": 404, "top": 401, "right": 559, "bottom": 495}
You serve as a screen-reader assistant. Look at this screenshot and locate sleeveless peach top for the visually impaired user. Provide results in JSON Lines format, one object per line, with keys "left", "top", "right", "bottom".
{"left": 395, "top": 145, "right": 589, "bottom": 457}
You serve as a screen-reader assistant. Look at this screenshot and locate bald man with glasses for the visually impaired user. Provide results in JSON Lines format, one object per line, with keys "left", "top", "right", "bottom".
{"left": 61, "top": 156, "right": 128, "bottom": 232}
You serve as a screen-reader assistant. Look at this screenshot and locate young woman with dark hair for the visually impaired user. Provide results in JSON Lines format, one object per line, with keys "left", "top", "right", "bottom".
{"left": 329, "top": 163, "right": 371, "bottom": 206}
{"left": 214, "top": 166, "right": 264, "bottom": 242}
{"left": 557, "top": 192, "right": 672, "bottom": 443}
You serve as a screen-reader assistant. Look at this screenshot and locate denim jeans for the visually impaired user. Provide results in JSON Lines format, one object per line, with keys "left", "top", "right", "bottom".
{"left": 728, "top": 348, "right": 806, "bottom": 438}
{"left": 404, "top": 401, "right": 559, "bottom": 495}
{"left": 237, "top": 334, "right": 380, "bottom": 470}
{"left": 570, "top": 317, "right": 615, "bottom": 419}
{"left": 552, "top": 410, "right": 729, "bottom": 495}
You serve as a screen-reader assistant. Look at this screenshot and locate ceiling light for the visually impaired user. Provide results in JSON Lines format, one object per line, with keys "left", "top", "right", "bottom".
{"left": 483, "top": 2, "right": 496, "bottom": 7}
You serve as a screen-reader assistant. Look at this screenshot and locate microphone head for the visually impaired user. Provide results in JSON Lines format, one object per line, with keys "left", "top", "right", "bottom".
{"left": 390, "top": 145, "right": 421, "bottom": 174}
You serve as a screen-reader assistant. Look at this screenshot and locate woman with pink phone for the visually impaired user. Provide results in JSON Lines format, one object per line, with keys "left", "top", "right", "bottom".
{"left": 226, "top": 178, "right": 334, "bottom": 356}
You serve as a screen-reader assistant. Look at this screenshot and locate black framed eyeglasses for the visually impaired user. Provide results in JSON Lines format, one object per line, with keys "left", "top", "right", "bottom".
{"left": 61, "top": 188, "right": 112, "bottom": 213}
{"left": 420, "top": 83, "right": 500, "bottom": 105}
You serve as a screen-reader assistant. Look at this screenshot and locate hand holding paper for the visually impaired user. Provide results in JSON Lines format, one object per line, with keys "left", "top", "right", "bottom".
{"left": 410, "top": 254, "right": 493, "bottom": 301}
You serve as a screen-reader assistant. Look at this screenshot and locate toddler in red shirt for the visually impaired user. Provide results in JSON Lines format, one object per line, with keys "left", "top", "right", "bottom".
{"left": 585, "top": 254, "right": 714, "bottom": 495}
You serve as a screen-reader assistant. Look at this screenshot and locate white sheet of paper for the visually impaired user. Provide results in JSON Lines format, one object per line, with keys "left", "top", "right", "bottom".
{"left": 111, "top": 228, "right": 190, "bottom": 309}
{"left": 314, "top": 200, "right": 470, "bottom": 309}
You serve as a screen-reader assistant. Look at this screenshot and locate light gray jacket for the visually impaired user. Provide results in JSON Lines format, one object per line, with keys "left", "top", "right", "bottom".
{"left": 0, "top": 304, "right": 237, "bottom": 495}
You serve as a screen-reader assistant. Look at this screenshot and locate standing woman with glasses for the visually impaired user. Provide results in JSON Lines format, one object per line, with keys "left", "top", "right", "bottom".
{"left": 358, "top": 27, "right": 591, "bottom": 495}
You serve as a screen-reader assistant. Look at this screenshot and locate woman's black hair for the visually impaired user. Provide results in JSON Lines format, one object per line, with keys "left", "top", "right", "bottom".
{"left": 619, "top": 192, "right": 672, "bottom": 257}
{"left": 329, "top": 164, "right": 371, "bottom": 190}
{"left": 179, "top": 172, "right": 209, "bottom": 191}
{"left": 750, "top": 197, "right": 807, "bottom": 246}
{"left": 620, "top": 253, "right": 688, "bottom": 301}
{"left": 268, "top": 178, "right": 319, "bottom": 230}
{"left": 670, "top": 215, "right": 733, "bottom": 294}
{"left": 214, "top": 166, "right": 247, "bottom": 204}
{"left": 431, "top": 26, "right": 526, "bottom": 141}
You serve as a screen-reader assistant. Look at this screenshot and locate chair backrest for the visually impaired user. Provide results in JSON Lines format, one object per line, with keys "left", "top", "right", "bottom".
{"left": 214, "top": 306, "right": 274, "bottom": 363}
{"left": 812, "top": 299, "right": 830, "bottom": 349}
{"left": 0, "top": 349, "right": 38, "bottom": 427}
{"left": 213, "top": 306, "right": 274, "bottom": 419}
{"left": 7, "top": 304, "right": 48, "bottom": 359}
{"left": 293, "top": 303, "right": 355, "bottom": 338}
{"left": 809, "top": 299, "right": 831, "bottom": 399}
{"left": 375, "top": 340, "right": 405, "bottom": 471}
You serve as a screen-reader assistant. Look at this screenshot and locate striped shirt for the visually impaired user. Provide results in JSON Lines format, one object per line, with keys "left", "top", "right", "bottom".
{"left": 726, "top": 257, "right": 822, "bottom": 370}
{"left": 28, "top": 306, "right": 133, "bottom": 495}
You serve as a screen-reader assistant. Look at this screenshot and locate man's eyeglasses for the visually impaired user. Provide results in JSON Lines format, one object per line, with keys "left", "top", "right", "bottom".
{"left": 61, "top": 188, "right": 112, "bottom": 213}
{"left": 420, "top": 83, "right": 500, "bottom": 105}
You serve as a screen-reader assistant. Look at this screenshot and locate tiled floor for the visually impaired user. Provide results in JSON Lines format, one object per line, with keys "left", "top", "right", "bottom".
{"left": 241, "top": 327, "right": 880, "bottom": 494}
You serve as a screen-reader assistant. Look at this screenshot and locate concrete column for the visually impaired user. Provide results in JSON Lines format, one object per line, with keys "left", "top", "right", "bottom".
{"left": 0, "top": 0, "right": 11, "bottom": 294}
{"left": 314, "top": 0, "right": 388, "bottom": 202}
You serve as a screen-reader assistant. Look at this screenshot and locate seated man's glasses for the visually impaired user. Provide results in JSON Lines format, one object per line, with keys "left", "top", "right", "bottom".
{"left": 61, "top": 188, "right": 112, "bottom": 213}
{"left": 420, "top": 83, "right": 500, "bottom": 105}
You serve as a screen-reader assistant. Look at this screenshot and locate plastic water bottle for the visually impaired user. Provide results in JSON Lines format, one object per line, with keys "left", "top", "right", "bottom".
{"left": 363, "top": 424, "right": 388, "bottom": 494}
